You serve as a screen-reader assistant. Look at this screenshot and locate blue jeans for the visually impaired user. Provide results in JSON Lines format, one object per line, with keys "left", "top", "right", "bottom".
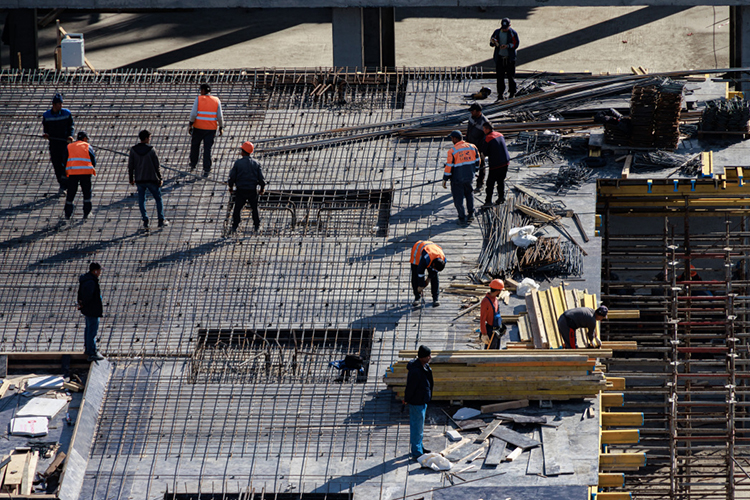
{"left": 137, "top": 183, "right": 165, "bottom": 222}
{"left": 450, "top": 179, "right": 474, "bottom": 221}
{"left": 84, "top": 316, "right": 99, "bottom": 355}
{"left": 409, "top": 403, "right": 427, "bottom": 457}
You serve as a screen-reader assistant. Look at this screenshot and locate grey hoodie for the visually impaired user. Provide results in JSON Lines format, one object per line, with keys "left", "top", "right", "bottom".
{"left": 128, "top": 142, "right": 162, "bottom": 184}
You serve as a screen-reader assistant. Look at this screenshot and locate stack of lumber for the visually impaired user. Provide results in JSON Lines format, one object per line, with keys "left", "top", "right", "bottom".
{"left": 384, "top": 350, "right": 608, "bottom": 401}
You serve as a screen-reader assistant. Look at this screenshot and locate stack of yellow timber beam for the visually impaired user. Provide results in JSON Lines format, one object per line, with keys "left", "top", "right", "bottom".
{"left": 384, "top": 350, "right": 609, "bottom": 401}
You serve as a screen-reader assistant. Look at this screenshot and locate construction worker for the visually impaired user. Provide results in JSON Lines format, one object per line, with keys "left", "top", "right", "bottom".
{"left": 443, "top": 130, "right": 479, "bottom": 226}
{"left": 467, "top": 103, "right": 490, "bottom": 193}
{"left": 557, "top": 305, "right": 608, "bottom": 349}
{"left": 64, "top": 131, "right": 96, "bottom": 220}
{"left": 677, "top": 264, "right": 712, "bottom": 296}
{"left": 227, "top": 141, "right": 266, "bottom": 234}
{"left": 481, "top": 122, "right": 511, "bottom": 206}
{"left": 489, "top": 18, "right": 520, "bottom": 100}
{"left": 128, "top": 130, "right": 168, "bottom": 230}
{"left": 77, "top": 262, "right": 105, "bottom": 361}
{"left": 189, "top": 83, "right": 224, "bottom": 177}
{"left": 410, "top": 240, "right": 446, "bottom": 307}
{"left": 42, "top": 93, "right": 74, "bottom": 193}
{"left": 480, "top": 279, "right": 506, "bottom": 349}
{"left": 404, "top": 345, "right": 433, "bottom": 459}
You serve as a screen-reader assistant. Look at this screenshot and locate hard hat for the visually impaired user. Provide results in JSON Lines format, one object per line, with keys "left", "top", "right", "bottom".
{"left": 241, "top": 141, "right": 254, "bottom": 154}
{"left": 490, "top": 279, "right": 504, "bottom": 291}
{"left": 690, "top": 264, "right": 697, "bottom": 277}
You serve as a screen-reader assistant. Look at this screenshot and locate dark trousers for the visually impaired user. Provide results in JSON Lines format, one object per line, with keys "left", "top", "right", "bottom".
{"left": 450, "top": 179, "right": 474, "bottom": 222}
{"left": 137, "top": 182, "right": 165, "bottom": 222}
{"left": 232, "top": 189, "right": 260, "bottom": 230}
{"left": 190, "top": 128, "right": 216, "bottom": 171}
{"left": 411, "top": 264, "right": 439, "bottom": 301}
{"left": 557, "top": 317, "right": 578, "bottom": 349}
{"left": 49, "top": 143, "right": 67, "bottom": 189}
{"left": 475, "top": 154, "right": 486, "bottom": 190}
{"left": 484, "top": 166, "right": 508, "bottom": 205}
{"left": 65, "top": 175, "right": 92, "bottom": 219}
{"left": 495, "top": 57, "right": 517, "bottom": 98}
{"left": 84, "top": 315, "right": 99, "bottom": 355}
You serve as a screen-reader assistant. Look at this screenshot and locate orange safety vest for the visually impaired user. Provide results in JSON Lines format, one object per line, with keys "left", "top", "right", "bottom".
{"left": 444, "top": 140, "right": 479, "bottom": 177}
{"left": 410, "top": 240, "right": 445, "bottom": 266}
{"left": 194, "top": 95, "right": 220, "bottom": 130}
{"left": 66, "top": 141, "right": 96, "bottom": 176}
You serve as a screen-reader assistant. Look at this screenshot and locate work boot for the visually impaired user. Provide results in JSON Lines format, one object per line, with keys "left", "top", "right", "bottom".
{"left": 87, "top": 351, "right": 105, "bottom": 362}
{"left": 202, "top": 170, "right": 210, "bottom": 178}
{"left": 158, "top": 219, "right": 169, "bottom": 228}
{"left": 433, "top": 301, "right": 440, "bottom": 307}
{"left": 467, "top": 215, "right": 474, "bottom": 224}
{"left": 412, "top": 299, "right": 421, "bottom": 307}
{"left": 143, "top": 219, "right": 149, "bottom": 230}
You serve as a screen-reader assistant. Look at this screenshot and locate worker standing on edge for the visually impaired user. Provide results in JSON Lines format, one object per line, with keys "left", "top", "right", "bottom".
{"left": 443, "top": 130, "right": 479, "bottom": 226}
{"left": 77, "top": 262, "right": 105, "bottom": 362}
{"left": 480, "top": 279, "right": 505, "bottom": 349}
{"left": 410, "top": 240, "right": 446, "bottom": 308}
{"left": 489, "top": 18, "right": 520, "bottom": 100}
{"left": 189, "top": 83, "right": 224, "bottom": 177}
{"left": 481, "top": 122, "right": 511, "bottom": 206}
{"left": 404, "top": 345, "right": 433, "bottom": 459}
{"left": 227, "top": 141, "right": 266, "bottom": 234}
{"left": 129, "top": 130, "right": 168, "bottom": 230}
{"left": 42, "top": 93, "right": 74, "bottom": 194}
{"left": 557, "top": 305, "right": 608, "bottom": 349}
{"left": 467, "top": 103, "right": 490, "bottom": 193}
{"left": 64, "top": 131, "right": 96, "bottom": 221}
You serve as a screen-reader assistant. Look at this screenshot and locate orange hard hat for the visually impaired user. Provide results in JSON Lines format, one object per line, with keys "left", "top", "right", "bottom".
{"left": 490, "top": 279, "right": 504, "bottom": 291}
{"left": 241, "top": 141, "right": 254, "bottom": 154}
{"left": 690, "top": 264, "right": 697, "bottom": 277}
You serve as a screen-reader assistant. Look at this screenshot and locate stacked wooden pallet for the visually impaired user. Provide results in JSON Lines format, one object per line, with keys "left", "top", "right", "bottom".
{"left": 384, "top": 350, "right": 609, "bottom": 401}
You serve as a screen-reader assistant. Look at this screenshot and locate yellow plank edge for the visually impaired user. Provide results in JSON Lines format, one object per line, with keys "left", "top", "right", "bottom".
{"left": 601, "top": 429, "right": 640, "bottom": 444}
{"left": 602, "top": 412, "right": 644, "bottom": 427}
{"left": 598, "top": 472, "right": 625, "bottom": 488}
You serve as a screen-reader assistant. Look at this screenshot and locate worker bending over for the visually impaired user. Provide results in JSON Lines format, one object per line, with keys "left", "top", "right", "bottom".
{"left": 410, "top": 240, "right": 446, "bottom": 308}
{"left": 443, "top": 130, "right": 479, "bottom": 226}
{"left": 480, "top": 279, "right": 506, "bottom": 349}
{"left": 189, "top": 83, "right": 224, "bottom": 176}
{"left": 557, "top": 305, "right": 608, "bottom": 349}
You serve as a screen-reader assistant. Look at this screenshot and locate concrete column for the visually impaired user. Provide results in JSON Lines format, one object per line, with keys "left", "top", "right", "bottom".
{"left": 333, "top": 7, "right": 395, "bottom": 69}
{"left": 1, "top": 9, "right": 38, "bottom": 69}
{"left": 730, "top": 6, "right": 750, "bottom": 92}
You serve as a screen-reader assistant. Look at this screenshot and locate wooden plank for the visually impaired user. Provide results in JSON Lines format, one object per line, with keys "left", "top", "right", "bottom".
{"left": 43, "top": 451, "right": 66, "bottom": 476}
{"left": 439, "top": 437, "right": 472, "bottom": 457}
{"left": 526, "top": 428, "right": 543, "bottom": 475}
{"left": 21, "top": 451, "right": 37, "bottom": 495}
{"left": 542, "top": 425, "right": 574, "bottom": 475}
{"left": 606, "top": 377, "right": 626, "bottom": 390}
{"left": 517, "top": 316, "right": 530, "bottom": 342}
{"left": 445, "top": 440, "right": 485, "bottom": 462}
{"left": 458, "top": 419, "right": 489, "bottom": 431}
{"left": 536, "top": 291, "right": 557, "bottom": 349}
{"left": 491, "top": 426, "right": 542, "bottom": 450}
{"left": 599, "top": 472, "right": 625, "bottom": 487}
{"left": 595, "top": 493, "right": 633, "bottom": 500}
{"left": 476, "top": 418, "right": 503, "bottom": 443}
{"left": 484, "top": 437, "right": 506, "bottom": 466}
{"left": 601, "top": 429, "right": 640, "bottom": 444}
{"left": 493, "top": 413, "right": 548, "bottom": 424}
{"left": 504, "top": 447, "right": 523, "bottom": 462}
{"left": 4, "top": 452, "right": 26, "bottom": 486}
{"left": 622, "top": 154, "right": 633, "bottom": 179}
{"left": 480, "top": 399, "right": 529, "bottom": 414}
{"left": 602, "top": 412, "right": 644, "bottom": 427}
{"left": 525, "top": 292, "right": 545, "bottom": 349}
{"left": 602, "top": 393, "right": 625, "bottom": 408}
{"left": 599, "top": 452, "right": 647, "bottom": 469}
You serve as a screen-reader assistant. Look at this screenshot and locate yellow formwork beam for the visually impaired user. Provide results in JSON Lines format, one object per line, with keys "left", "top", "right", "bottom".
{"left": 701, "top": 151, "right": 713, "bottom": 178}
{"left": 598, "top": 182, "right": 750, "bottom": 196}
{"left": 599, "top": 452, "right": 647, "bottom": 469}
{"left": 594, "top": 493, "right": 632, "bottom": 500}
{"left": 606, "top": 377, "right": 626, "bottom": 390}
{"left": 601, "top": 429, "right": 640, "bottom": 444}
{"left": 601, "top": 393, "right": 624, "bottom": 408}
{"left": 598, "top": 472, "right": 625, "bottom": 487}
{"left": 602, "top": 412, "right": 644, "bottom": 427}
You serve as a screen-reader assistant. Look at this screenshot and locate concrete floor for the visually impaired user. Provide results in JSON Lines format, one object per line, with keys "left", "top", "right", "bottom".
{"left": 1, "top": 6, "right": 730, "bottom": 72}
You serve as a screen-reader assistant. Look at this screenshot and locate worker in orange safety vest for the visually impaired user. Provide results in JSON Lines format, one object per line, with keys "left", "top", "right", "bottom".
{"left": 480, "top": 279, "right": 506, "bottom": 349}
{"left": 64, "top": 131, "right": 96, "bottom": 220}
{"left": 410, "top": 240, "right": 446, "bottom": 308}
{"left": 189, "top": 83, "right": 224, "bottom": 176}
{"left": 443, "top": 130, "right": 479, "bottom": 226}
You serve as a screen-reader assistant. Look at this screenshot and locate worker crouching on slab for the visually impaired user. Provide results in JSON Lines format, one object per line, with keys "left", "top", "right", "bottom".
{"left": 227, "top": 141, "right": 266, "bottom": 235}
{"left": 404, "top": 345, "right": 433, "bottom": 459}
{"left": 77, "top": 262, "right": 105, "bottom": 362}
{"left": 42, "top": 93, "right": 74, "bottom": 194}
{"left": 129, "top": 130, "right": 168, "bottom": 230}
{"left": 64, "top": 131, "right": 96, "bottom": 221}
{"left": 481, "top": 279, "right": 507, "bottom": 349}
{"left": 189, "top": 83, "right": 224, "bottom": 177}
{"left": 443, "top": 130, "right": 479, "bottom": 226}
{"left": 557, "top": 305, "right": 608, "bottom": 349}
{"left": 481, "top": 123, "right": 510, "bottom": 206}
{"left": 410, "top": 240, "right": 446, "bottom": 308}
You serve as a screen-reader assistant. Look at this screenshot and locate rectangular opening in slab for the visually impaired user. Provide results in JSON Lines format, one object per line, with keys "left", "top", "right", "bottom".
{"left": 166, "top": 494, "right": 352, "bottom": 500}
{"left": 190, "top": 328, "right": 373, "bottom": 384}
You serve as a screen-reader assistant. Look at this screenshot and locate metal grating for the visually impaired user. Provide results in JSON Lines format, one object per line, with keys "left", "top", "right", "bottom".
{"left": 166, "top": 493, "right": 352, "bottom": 500}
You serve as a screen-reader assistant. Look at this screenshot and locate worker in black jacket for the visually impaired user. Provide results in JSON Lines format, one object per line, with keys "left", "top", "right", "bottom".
{"left": 77, "top": 262, "right": 105, "bottom": 361}
{"left": 42, "top": 93, "right": 74, "bottom": 193}
{"left": 129, "top": 130, "right": 168, "bottom": 229}
{"left": 404, "top": 345, "right": 434, "bottom": 458}
{"left": 227, "top": 141, "right": 266, "bottom": 234}
{"left": 481, "top": 122, "right": 511, "bottom": 206}
{"left": 467, "top": 103, "right": 490, "bottom": 193}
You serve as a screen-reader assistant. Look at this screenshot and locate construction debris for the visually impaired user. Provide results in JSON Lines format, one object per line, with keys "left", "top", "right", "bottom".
{"left": 701, "top": 97, "right": 750, "bottom": 133}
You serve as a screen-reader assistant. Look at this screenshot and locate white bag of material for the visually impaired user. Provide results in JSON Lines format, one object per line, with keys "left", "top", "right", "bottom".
{"left": 417, "top": 452, "right": 452, "bottom": 471}
{"left": 517, "top": 277, "right": 540, "bottom": 297}
{"left": 509, "top": 225, "right": 538, "bottom": 248}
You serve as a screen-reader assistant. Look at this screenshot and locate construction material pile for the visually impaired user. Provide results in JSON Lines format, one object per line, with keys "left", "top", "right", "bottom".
{"left": 629, "top": 84, "right": 658, "bottom": 146}
{"left": 701, "top": 97, "right": 750, "bottom": 133}
{"left": 653, "top": 81, "right": 683, "bottom": 148}
{"left": 384, "top": 350, "right": 608, "bottom": 401}
{"left": 518, "top": 236, "right": 583, "bottom": 276}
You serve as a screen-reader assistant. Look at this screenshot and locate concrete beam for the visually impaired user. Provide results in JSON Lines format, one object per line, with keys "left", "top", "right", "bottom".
{"left": 1, "top": 1, "right": 749, "bottom": 7}
{"left": 1, "top": 9, "right": 38, "bottom": 69}
{"left": 730, "top": 6, "right": 750, "bottom": 92}
{"left": 333, "top": 7, "right": 395, "bottom": 68}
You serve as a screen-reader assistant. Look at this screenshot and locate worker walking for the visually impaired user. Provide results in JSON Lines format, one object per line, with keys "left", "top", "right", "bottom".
{"left": 77, "top": 262, "right": 105, "bottom": 361}
{"left": 480, "top": 279, "right": 505, "bottom": 349}
{"left": 481, "top": 122, "right": 511, "bottom": 206}
{"left": 410, "top": 240, "right": 446, "bottom": 307}
{"left": 404, "top": 345, "right": 433, "bottom": 459}
{"left": 64, "top": 131, "right": 96, "bottom": 220}
{"left": 467, "top": 103, "right": 490, "bottom": 193}
{"left": 443, "top": 130, "right": 479, "bottom": 226}
{"left": 489, "top": 18, "right": 520, "bottom": 100}
{"left": 42, "top": 93, "right": 74, "bottom": 193}
{"left": 557, "top": 305, "right": 608, "bottom": 349}
{"left": 129, "top": 130, "right": 168, "bottom": 230}
{"left": 189, "top": 83, "right": 224, "bottom": 177}
{"left": 227, "top": 141, "right": 266, "bottom": 234}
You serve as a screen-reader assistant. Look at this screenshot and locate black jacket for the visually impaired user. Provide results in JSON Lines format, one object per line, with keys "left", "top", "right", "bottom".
{"left": 404, "top": 358, "right": 433, "bottom": 405}
{"left": 482, "top": 132, "right": 511, "bottom": 169}
{"left": 78, "top": 272, "right": 103, "bottom": 318}
{"left": 228, "top": 156, "right": 266, "bottom": 192}
{"left": 467, "top": 114, "right": 490, "bottom": 148}
{"left": 128, "top": 143, "right": 162, "bottom": 184}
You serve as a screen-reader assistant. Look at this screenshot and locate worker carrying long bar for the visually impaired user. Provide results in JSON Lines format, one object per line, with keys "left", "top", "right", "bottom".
{"left": 409, "top": 240, "right": 446, "bottom": 308}
{"left": 557, "top": 305, "right": 608, "bottom": 349}
{"left": 480, "top": 279, "right": 507, "bottom": 349}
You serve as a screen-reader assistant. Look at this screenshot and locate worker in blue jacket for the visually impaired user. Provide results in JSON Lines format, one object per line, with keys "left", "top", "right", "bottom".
{"left": 42, "top": 93, "right": 75, "bottom": 193}
{"left": 490, "top": 18, "right": 520, "bottom": 100}
{"left": 404, "top": 345, "right": 434, "bottom": 459}
{"left": 442, "top": 130, "right": 480, "bottom": 226}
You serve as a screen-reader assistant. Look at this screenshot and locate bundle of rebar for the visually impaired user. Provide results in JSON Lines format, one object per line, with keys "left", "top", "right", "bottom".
{"left": 653, "top": 80, "right": 684, "bottom": 148}
{"left": 519, "top": 237, "right": 583, "bottom": 276}
{"left": 524, "top": 163, "right": 595, "bottom": 195}
{"left": 701, "top": 97, "right": 750, "bottom": 132}
{"left": 629, "top": 84, "right": 658, "bottom": 146}
{"left": 632, "top": 151, "right": 701, "bottom": 174}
